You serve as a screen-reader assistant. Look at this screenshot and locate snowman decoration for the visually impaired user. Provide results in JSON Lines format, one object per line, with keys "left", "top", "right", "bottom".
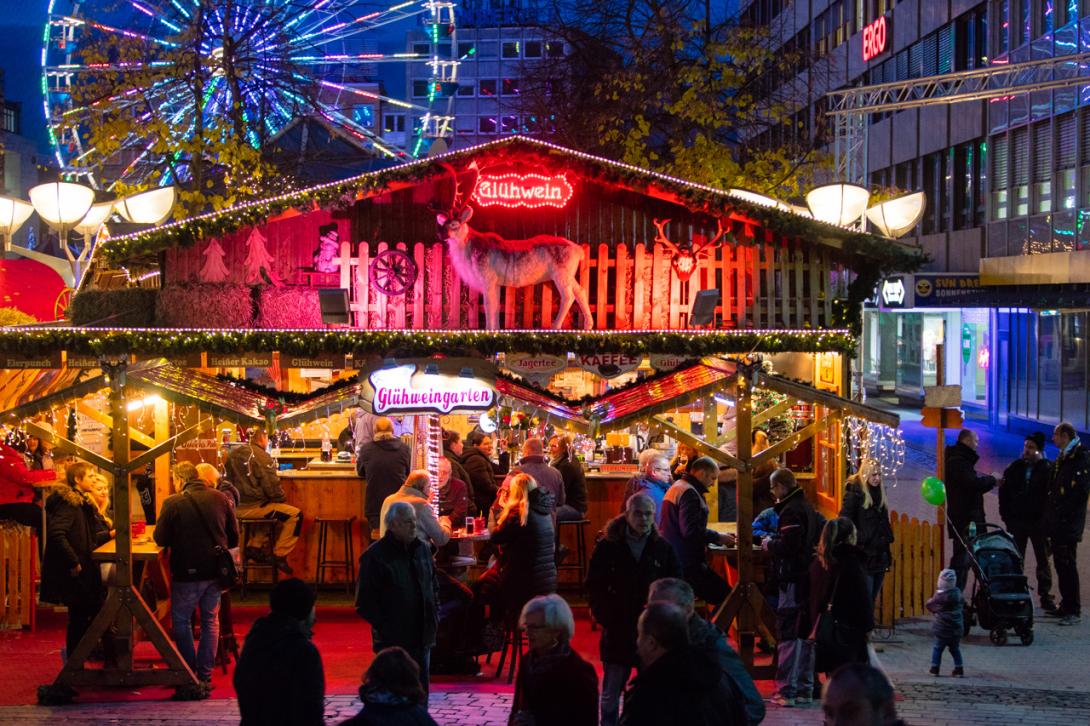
{"left": 313, "top": 224, "right": 341, "bottom": 273}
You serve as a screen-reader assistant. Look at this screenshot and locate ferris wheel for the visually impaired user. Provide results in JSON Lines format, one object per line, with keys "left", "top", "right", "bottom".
{"left": 42, "top": 0, "right": 459, "bottom": 191}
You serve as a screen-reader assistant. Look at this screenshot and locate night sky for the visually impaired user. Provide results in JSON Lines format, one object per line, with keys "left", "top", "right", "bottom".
{"left": 0, "top": 0, "right": 50, "bottom": 152}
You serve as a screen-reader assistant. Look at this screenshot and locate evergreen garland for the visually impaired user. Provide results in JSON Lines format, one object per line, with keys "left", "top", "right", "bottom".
{"left": 0, "top": 328, "right": 857, "bottom": 358}
{"left": 215, "top": 372, "right": 357, "bottom": 403}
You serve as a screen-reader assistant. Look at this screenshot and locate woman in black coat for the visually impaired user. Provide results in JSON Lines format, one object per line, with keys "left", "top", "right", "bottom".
{"left": 340, "top": 646, "right": 438, "bottom": 726}
{"left": 478, "top": 474, "right": 557, "bottom": 623}
{"left": 40, "top": 462, "right": 113, "bottom": 660}
{"left": 839, "top": 459, "right": 895, "bottom": 605}
{"left": 809, "top": 517, "right": 873, "bottom": 677}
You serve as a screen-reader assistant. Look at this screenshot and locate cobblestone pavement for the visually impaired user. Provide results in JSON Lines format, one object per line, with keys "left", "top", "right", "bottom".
{"left": 4, "top": 681, "right": 1090, "bottom": 725}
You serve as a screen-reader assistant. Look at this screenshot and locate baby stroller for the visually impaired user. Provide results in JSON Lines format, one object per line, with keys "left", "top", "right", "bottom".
{"left": 963, "top": 523, "right": 1034, "bottom": 646}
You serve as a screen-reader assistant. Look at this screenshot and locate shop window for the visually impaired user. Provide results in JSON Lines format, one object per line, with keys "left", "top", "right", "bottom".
{"left": 501, "top": 78, "right": 520, "bottom": 96}
{"left": 1062, "top": 312, "right": 1089, "bottom": 430}
{"left": 500, "top": 115, "right": 519, "bottom": 133}
{"left": 457, "top": 42, "right": 476, "bottom": 59}
{"left": 524, "top": 40, "right": 542, "bottom": 58}
{"left": 1039, "top": 313, "right": 1062, "bottom": 424}
{"left": 479, "top": 79, "right": 497, "bottom": 97}
{"left": 502, "top": 41, "right": 519, "bottom": 58}
{"left": 478, "top": 116, "right": 497, "bottom": 134}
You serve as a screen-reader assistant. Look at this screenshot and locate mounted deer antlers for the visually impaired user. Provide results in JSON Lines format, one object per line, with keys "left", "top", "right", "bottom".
{"left": 652, "top": 217, "right": 729, "bottom": 282}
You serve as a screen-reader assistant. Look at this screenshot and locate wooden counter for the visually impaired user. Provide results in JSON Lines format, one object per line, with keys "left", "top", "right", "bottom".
{"left": 277, "top": 469, "right": 366, "bottom": 585}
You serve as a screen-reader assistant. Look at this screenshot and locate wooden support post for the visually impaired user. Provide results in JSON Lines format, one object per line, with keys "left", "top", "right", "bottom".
{"left": 44, "top": 358, "right": 197, "bottom": 703}
{"left": 733, "top": 371, "right": 756, "bottom": 665}
{"left": 153, "top": 399, "right": 170, "bottom": 521}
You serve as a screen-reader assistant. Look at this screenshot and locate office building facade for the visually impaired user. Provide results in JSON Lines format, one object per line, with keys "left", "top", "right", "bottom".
{"left": 743, "top": 0, "right": 1090, "bottom": 432}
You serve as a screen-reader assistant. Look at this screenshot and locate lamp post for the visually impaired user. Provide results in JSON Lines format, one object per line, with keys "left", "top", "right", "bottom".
{"left": 0, "top": 195, "right": 35, "bottom": 253}
{"left": 805, "top": 183, "right": 871, "bottom": 228}
{"left": 72, "top": 201, "right": 116, "bottom": 285}
{"left": 28, "top": 181, "right": 95, "bottom": 284}
{"left": 114, "top": 187, "right": 176, "bottom": 225}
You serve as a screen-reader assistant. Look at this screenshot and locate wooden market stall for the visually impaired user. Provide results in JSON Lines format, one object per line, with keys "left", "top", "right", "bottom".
{"left": 0, "top": 135, "right": 922, "bottom": 699}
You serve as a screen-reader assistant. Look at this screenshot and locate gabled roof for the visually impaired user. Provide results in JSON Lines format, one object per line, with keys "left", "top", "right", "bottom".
{"left": 100, "top": 136, "right": 923, "bottom": 268}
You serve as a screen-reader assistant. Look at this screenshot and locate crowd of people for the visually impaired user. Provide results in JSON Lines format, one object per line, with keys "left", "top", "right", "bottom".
{"left": 20, "top": 409, "right": 1090, "bottom": 724}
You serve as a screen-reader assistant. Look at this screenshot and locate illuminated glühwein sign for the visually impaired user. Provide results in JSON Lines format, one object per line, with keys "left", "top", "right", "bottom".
{"left": 862, "top": 15, "right": 889, "bottom": 62}
{"left": 368, "top": 362, "right": 496, "bottom": 415}
{"left": 472, "top": 172, "right": 574, "bottom": 209}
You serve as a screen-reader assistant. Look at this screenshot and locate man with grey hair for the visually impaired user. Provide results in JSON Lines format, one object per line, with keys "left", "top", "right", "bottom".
{"left": 660, "top": 456, "right": 733, "bottom": 604}
{"left": 379, "top": 470, "right": 453, "bottom": 547}
{"left": 621, "top": 449, "right": 674, "bottom": 524}
{"left": 505, "top": 437, "right": 565, "bottom": 515}
{"left": 587, "top": 493, "right": 680, "bottom": 726}
{"left": 356, "top": 501, "right": 439, "bottom": 694}
{"left": 154, "top": 460, "right": 237, "bottom": 687}
{"left": 763, "top": 467, "right": 822, "bottom": 707}
{"left": 649, "top": 578, "right": 764, "bottom": 725}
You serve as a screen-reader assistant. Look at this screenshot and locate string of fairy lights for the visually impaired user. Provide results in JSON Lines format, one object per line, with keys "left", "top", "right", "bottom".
{"left": 844, "top": 416, "right": 906, "bottom": 485}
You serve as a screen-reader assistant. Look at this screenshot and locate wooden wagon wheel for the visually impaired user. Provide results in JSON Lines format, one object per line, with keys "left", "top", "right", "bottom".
{"left": 54, "top": 287, "right": 73, "bottom": 320}
{"left": 369, "top": 248, "right": 418, "bottom": 296}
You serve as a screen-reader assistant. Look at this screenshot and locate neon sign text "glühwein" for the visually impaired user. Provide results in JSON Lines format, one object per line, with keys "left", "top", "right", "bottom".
{"left": 472, "top": 172, "right": 574, "bottom": 209}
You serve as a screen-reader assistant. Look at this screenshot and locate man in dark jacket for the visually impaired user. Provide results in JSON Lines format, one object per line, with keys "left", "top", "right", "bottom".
{"left": 763, "top": 467, "right": 821, "bottom": 707}
{"left": 660, "top": 456, "right": 732, "bottom": 604}
{"left": 506, "top": 437, "right": 565, "bottom": 515}
{"left": 586, "top": 494, "right": 681, "bottom": 726}
{"left": 649, "top": 577, "right": 764, "bottom": 725}
{"left": 461, "top": 431, "right": 504, "bottom": 515}
{"left": 154, "top": 461, "right": 238, "bottom": 684}
{"left": 1000, "top": 432, "right": 1055, "bottom": 611}
{"left": 550, "top": 434, "right": 588, "bottom": 521}
{"left": 620, "top": 602, "right": 739, "bottom": 726}
{"left": 235, "top": 578, "right": 324, "bottom": 726}
{"left": 1047, "top": 422, "right": 1090, "bottom": 625}
{"left": 226, "top": 427, "right": 301, "bottom": 573}
{"left": 945, "top": 429, "right": 998, "bottom": 589}
{"left": 358, "top": 416, "right": 412, "bottom": 537}
{"left": 356, "top": 501, "right": 440, "bottom": 693}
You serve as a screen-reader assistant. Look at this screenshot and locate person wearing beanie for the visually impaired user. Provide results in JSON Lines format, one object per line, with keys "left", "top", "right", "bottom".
{"left": 999, "top": 432, "right": 1056, "bottom": 612}
{"left": 925, "top": 569, "right": 965, "bottom": 676}
{"left": 235, "top": 578, "right": 325, "bottom": 726}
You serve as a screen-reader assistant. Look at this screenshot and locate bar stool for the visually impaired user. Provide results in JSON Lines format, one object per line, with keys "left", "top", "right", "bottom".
{"left": 555, "top": 518, "right": 590, "bottom": 586}
{"left": 215, "top": 590, "right": 240, "bottom": 674}
{"left": 491, "top": 616, "right": 524, "bottom": 683}
{"left": 238, "top": 518, "right": 278, "bottom": 598}
{"left": 315, "top": 516, "right": 357, "bottom": 593}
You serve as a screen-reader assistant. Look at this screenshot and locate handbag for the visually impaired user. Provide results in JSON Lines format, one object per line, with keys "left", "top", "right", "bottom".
{"left": 184, "top": 492, "right": 239, "bottom": 589}
{"left": 810, "top": 570, "right": 866, "bottom": 672}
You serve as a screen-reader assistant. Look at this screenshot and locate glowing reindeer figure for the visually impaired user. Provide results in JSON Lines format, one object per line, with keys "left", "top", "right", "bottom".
{"left": 436, "top": 168, "right": 592, "bottom": 330}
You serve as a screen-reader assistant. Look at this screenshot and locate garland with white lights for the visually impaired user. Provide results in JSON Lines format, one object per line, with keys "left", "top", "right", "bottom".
{"left": 0, "top": 327, "right": 857, "bottom": 358}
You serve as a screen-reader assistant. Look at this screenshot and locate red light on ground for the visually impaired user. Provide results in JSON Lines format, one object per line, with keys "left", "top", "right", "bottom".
{"left": 862, "top": 16, "right": 888, "bottom": 62}
{"left": 471, "top": 172, "right": 574, "bottom": 209}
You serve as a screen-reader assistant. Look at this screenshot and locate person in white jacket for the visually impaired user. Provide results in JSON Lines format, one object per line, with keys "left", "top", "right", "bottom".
{"left": 380, "top": 470, "right": 452, "bottom": 548}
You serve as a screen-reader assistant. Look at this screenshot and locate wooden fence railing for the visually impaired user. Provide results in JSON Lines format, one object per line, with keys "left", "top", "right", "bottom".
{"left": 876, "top": 510, "right": 944, "bottom": 625}
{"left": 344, "top": 239, "right": 849, "bottom": 331}
{"left": 0, "top": 523, "right": 34, "bottom": 630}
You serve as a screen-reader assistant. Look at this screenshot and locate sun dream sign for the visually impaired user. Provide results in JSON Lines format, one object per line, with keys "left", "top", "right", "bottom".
{"left": 472, "top": 172, "right": 574, "bottom": 209}
{"left": 369, "top": 363, "right": 496, "bottom": 415}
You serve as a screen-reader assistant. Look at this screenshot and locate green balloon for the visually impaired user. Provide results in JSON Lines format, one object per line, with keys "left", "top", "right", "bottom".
{"left": 920, "top": 477, "right": 946, "bottom": 506}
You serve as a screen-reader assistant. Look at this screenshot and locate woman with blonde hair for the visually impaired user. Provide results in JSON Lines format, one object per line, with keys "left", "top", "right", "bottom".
{"left": 840, "top": 458, "right": 895, "bottom": 605}
{"left": 808, "top": 517, "right": 873, "bottom": 678}
{"left": 476, "top": 473, "right": 557, "bottom": 626}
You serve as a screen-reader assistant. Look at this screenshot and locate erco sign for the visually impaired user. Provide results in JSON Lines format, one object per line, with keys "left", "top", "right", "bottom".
{"left": 862, "top": 16, "right": 889, "bottom": 62}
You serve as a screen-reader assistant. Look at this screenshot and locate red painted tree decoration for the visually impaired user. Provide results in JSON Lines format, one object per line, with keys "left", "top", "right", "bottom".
{"left": 243, "top": 227, "right": 282, "bottom": 286}
{"left": 199, "top": 238, "right": 230, "bottom": 283}
{"left": 652, "top": 217, "right": 728, "bottom": 282}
